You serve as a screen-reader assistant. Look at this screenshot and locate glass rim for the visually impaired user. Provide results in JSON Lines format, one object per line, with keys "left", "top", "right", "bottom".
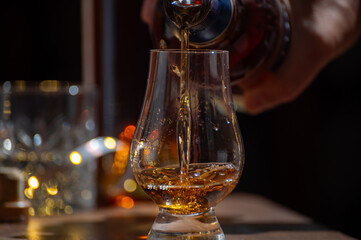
{"left": 150, "top": 49, "right": 229, "bottom": 54}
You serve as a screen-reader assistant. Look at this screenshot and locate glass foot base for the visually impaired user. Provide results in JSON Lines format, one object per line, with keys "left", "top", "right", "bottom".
{"left": 147, "top": 209, "right": 225, "bottom": 240}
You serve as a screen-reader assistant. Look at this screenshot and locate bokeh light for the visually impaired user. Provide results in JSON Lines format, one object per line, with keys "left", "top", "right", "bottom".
{"left": 112, "top": 143, "right": 129, "bottom": 176}
{"left": 115, "top": 195, "right": 134, "bottom": 209}
{"left": 123, "top": 125, "right": 136, "bottom": 141}
{"left": 3, "top": 138, "right": 12, "bottom": 151}
{"left": 47, "top": 186, "right": 58, "bottom": 195}
{"left": 69, "top": 151, "right": 82, "bottom": 165}
{"left": 69, "top": 85, "right": 79, "bottom": 95}
{"left": 24, "top": 188, "right": 34, "bottom": 199}
{"left": 39, "top": 80, "right": 60, "bottom": 92}
{"left": 28, "top": 207, "right": 35, "bottom": 217}
{"left": 64, "top": 205, "right": 73, "bottom": 215}
{"left": 28, "top": 176, "right": 39, "bottom": 189}
{"left": 112, "top": 125, "right": 136, "bottom": 175}
{"left": 149, "top": 129, "right": 159, "bottom": 141}
{"left": 124, "top": 179, "right": 137, "bottom": 193}
{"left": 104, "top": 137, "right": 117, "bottom": 150}
{"left": 81, "top": 189, "right": 92, "bottom": 200}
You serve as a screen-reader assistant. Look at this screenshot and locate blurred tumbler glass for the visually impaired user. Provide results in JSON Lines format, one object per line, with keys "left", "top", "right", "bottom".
{"left": 0, "top": 81, "right": 98, "bottom": 216}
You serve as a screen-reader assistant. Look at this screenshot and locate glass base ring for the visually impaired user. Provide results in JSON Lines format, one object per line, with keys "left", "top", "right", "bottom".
{"left": 147, "top": 208, "right": 225, "bottom": 240}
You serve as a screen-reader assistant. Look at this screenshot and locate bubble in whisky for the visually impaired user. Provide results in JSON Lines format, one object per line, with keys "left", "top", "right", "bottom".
{"left": 170, "top": 64, "right": 181, "bottom": 77}
{"left": 136, "top": 163, "right": 240, "bottom": 214}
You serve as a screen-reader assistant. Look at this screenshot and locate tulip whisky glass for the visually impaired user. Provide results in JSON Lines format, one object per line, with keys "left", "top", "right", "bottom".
{"left": 130, "top": 50, "right": 245, "bottom": 239}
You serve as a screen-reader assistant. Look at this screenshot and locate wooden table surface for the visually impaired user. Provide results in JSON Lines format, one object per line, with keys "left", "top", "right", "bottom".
{"left": 0, "top": 193, "right": 355, "bottom": 240}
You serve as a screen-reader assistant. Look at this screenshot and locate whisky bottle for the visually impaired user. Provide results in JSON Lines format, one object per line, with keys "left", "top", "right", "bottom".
{"left": 152, "top": 0, "right": 291, "bottom": 83}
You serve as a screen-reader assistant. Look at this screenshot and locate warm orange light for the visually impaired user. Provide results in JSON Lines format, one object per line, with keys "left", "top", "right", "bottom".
{"left": 115, "top": 195, "right": 134, "bottom": 209}
{"left": 149, "top": 129, "right": 159, "bottom": 141}
{"left": 138, "top": 236, "right": 148, "bottom": 239}
{"left": 112, "top": 143, "right": 129, "bottom": 176}
{"left": 112, "top": 124, "right": 135, "bottom": 175}
{"left": 123, "top": 125, "right": 136, "bottom": 141}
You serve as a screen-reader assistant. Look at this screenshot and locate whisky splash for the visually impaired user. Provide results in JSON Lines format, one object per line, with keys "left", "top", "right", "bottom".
{"left": 137, "top": 163, "right": 240, "bottom": 214}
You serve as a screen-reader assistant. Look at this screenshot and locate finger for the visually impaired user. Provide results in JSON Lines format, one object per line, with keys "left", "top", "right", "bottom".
{"left": 141, "top": 0, "right": 158, "bottom": 25}
{"left": 236, "top": 0, "right": 326, "bottom": 114}
{"left": 241, "top": 0, "right": 361, "bottom": 115}
{"left": 241, "top": 72, "right": 315, "bottom": 115}
{"left": 240, "top": 30, "right": 327, "bottom": 114}
{"left": 241, "top": 41, "right": 327, "bottom": 115}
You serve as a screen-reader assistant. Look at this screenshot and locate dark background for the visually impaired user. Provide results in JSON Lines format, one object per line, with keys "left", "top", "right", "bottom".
{"left": 0, "top": 1, "right": 82, "bottom": 82}
{"left": 1, "top": 0, "right": 360, "bottom": 238}
{"left": 236, "top": 40, "right": 361, "bottom": 238}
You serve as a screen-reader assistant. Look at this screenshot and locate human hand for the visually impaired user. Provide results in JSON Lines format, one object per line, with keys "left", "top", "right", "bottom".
{"left": 141, "top": 0, "right": 361, "bottom": 114}
{"left": 238, "top": 0, "right": 361, "bottom": 114}
{"left": 141, "top": 0, "right": 157, "bottom": 31}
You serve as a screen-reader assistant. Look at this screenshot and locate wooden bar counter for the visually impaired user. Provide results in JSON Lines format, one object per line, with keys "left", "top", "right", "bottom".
{"left": 0, "top": 193, "right": 354, "bottom": 240}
